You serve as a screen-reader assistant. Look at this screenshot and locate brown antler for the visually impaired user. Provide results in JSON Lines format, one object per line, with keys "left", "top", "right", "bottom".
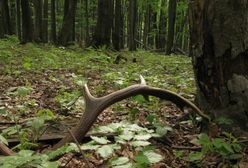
{"left": 53, "top": 76, "right": 210, "bottom": 149}
{"left": 0, "top": 142, "right": 14, "bottom": 156}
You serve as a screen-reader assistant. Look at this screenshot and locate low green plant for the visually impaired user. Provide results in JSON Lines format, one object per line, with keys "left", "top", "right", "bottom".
{"left": 81, "top": 122, "right": 163, "bottom": 167}
{"left": 0, "top": 150, "right": 59, "bottom": 168}
{"left": 187, "top": 133, "right": 242, "bottom": 163}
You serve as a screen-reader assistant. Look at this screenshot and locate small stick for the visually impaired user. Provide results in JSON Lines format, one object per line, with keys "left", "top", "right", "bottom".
{"left": 67, "top": 128, "right": 91, "bottom": 168}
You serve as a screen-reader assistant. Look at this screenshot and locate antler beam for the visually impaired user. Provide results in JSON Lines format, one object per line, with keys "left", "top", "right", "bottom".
{"left": 53, "top": 76, "right": 210, "bottom": 149}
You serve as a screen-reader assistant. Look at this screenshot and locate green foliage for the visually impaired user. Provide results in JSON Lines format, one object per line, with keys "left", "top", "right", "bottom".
{"left": 0, "top": 150, "right": 59, "bottom": 168}
{"left": 81, "top": 122, "right": 163, "bottom": 166}
{"left": 187, "top": 133, "right": 242, "bottom": 162}
{"left": 146, "top": 114, "right": 172, "bottom": 137}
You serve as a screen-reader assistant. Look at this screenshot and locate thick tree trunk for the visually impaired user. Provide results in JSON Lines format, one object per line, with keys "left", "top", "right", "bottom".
{"left": 93, "top": 0, "right": 113, "bottom": 47}
{"left": 34, "top": 0, "right": 43, "bottom": 42}
{"left": 0, "top": 0, "right": 12, "bottom": 35}
{"left": 189, "top": 0, "right": 248, "bottom": 130}
{"left": 21, "top": 0, "right": 33, "bottom": 43}
{"left": 128, "top": 0, "right": 137, "bottom": 51}
{"left": 51, "top": 0, "right": 57, "bottom": 43}
{"left": 58, "top": 0, "right": 77, "bottom": 46}
{"left": 166, "top": 0, "right": 177, "bottom": 54}
{"left": 156, "top": 0, "right": 167, "bottom": 50}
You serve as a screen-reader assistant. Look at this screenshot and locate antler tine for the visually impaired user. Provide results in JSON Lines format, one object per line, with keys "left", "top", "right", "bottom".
{"left": 83, "top": 84, "right": 96, "bottom": 101}
{"left": 140, "top": 75, "right": 146, "bottom": 85}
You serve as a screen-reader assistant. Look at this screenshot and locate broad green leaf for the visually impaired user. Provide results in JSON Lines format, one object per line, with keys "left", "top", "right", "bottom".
{"left": 143, "top": 150, "right": 163, "bottom": 163}
{"left": 91, "top": 136, "right": 110, "bottom": 145}
{"left": 130, "top": 141, "right": 151, "bottom": 147}
{"left": 134, "top": 134, "right": 152, "bottom": 141}
{"left": 110, "top": 157, "right": 129, "bottom": 166}
{"left": 119, "top": 131, "right": 134, "bottom": 141}
{"left": 114, "top": 163, "right": 133, "bottom": 168}
{"left": 96, "top": 145, "right": 114, "bottom": 158}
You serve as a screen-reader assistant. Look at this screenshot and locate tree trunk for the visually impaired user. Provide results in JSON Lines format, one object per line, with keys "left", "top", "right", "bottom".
{"left": 43, "top": 0, "right": 48, "bottom": 42}
{"left": 16, "top": 0, "right": 21, "bottom": 40}
{"left": 0, "top": 0, "right": 12, "bottom": 35}
{"left": 84, "top": 0, "right": 90, "bottom": 46}
{"left": 189, "top": 0, "right": 248, "bottom": 130}
{"left": 58, "top": 0, "right": 77, "bottom": 46}
{"left": 93, "top": 0, "right": 113, "bottom": 47}
{"left": 50, "top": 0, "right": 57, "bottom": 43}
{"left": 166, "top": 0, "right": 177, "bottom": 54}
{"left": 156, "top": 0, "right": 167, "bottom": 50}
{"left": 112, "top": 0, "right": 121, "bottom": 51}
{"left": 34, "top": 0, "right": 43, "bottom": 42}
{"left": 21, "top": 0, "right": 33, "bottom": 43}
{"left": 128, "top": 0, "right": 137, "bottom": 51}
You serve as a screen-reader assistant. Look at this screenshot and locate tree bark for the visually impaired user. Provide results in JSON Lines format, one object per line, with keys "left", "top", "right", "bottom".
{"left": 51, "top": 0, "right": 57, "bottom": 43}
{"left": 43, "top": 0, "right": 48, "bottom": 42}
{"left": 0, "top": 0, "right": 12, "bottom": 36}
{"left": 166, "top": 0, "right": 177, "bottom": 54}
{"left": 34, "top": 0, "right": 43, "bottom": 42}
{"left": 128, "top": 0, "right": 137, "bottom": 51}
{"left": 16, "top": 0, "right": 21, "bottom": 40}
{"left": 58, "top": 0, "right": 77, "bottom": 46}
{"left": 93, "top": 0, "right": 113, "bottom": 47}
{"left": 156, "top": 0, "right": 167, "bottom": 50}
{"left": 21, "top": 0, "right": 33, "bottom": 43}
{"left": 112, "top": 0, "right": 122, "bottom": 51}
{"left": 189, "top": 0, "right": 248, "bottom": 130}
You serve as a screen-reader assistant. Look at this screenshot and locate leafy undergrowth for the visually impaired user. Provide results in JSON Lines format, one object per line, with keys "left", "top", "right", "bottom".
{"left": 0, "top": 36, "right": 247, "bottom": 167}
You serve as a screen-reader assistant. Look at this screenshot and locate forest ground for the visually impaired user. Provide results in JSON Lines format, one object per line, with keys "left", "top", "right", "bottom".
{"left": 0, "top": 36, "right": 247, "bottom": 167}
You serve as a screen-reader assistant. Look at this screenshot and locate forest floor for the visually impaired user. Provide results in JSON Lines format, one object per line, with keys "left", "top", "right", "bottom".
{"left": 0, "top": 36, "right": 248, "bottom": 168}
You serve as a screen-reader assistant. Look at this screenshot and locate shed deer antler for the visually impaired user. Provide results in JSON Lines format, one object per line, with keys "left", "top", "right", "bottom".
{"left": 53, "top": 76, "right": 210, "bottom": 149}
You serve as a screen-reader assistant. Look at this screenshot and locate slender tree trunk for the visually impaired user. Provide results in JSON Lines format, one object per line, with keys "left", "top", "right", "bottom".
{"left": 58, "top": 0, "right": 77, "bottom": 46}
{"left": 128, "top": 0, "right": 137, "bottom": 51}
{"left": 143, "top": 2, "right": 150, "bottom": 50}
{"left": 51, "top": 0, "right": 57, "bottom": 43}
{"left": 21, "top": 0, "right": 33, "bottom": 43}
{"left": 166, "top": 0, "right": 177, "bottom": 54}
{"left": 119, "top": 0, "right": 124, "bottom": 49}
{"left": 16, "top": 0, "right": 21, "bottom": 40}
{"left": 93, "top": 0, "right": 113, "bottom": 47}
{"left": 189, "top": 0, "right": 248, "bottom": 130}
{"left": 43, "top": 0, "right": 48, "bottom": 42}
{"left": 84, "top": 0, "right": 90, "bottom": 46}
{"left": 33, "top": 0, "right": 43, "bottom": 42}
{"left": 112, "top": 0, "right": 121, "bottom": 51}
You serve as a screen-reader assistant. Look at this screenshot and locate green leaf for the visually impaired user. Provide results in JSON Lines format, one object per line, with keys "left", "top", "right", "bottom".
{"left": 91, "top": 136, "right": 110, "bottom": 145}
{"left": 198, "top": 133, "right": 209, "bottom": 145}
{"left": 134, "top": 151, "right": 149, "bottom": 166}
{"left": 17, "top": 86, "right": 30, "bottom": 97}
{"left": 109, "top": 157, "right": 129, "bottom": 166}
{"left": 114, "top": 163, "right": 133, "bottom": 168}
{"left": 96, "top": 145, "right": 114, "bottom": 158}
{"left": 119, "top": 131, "right": 134, "bottom": 141}
{"left": 187, "top": 152, "right": 204, "bottom": 161}
{"left": 132, "top": 95, "right": 146, "bottom": 104}
{"left": 130, "top": 141, "right": 151, "bottom": 147}
{"left": 0, "top": 134, "right": 8, "bottom": 145}
{"left": 143, "top": 150, "right": 163, "bottom": 163}
{"left": 134, "top": 134, "right": 152, "bottom": 141}
{"left": 47, "top": 143, "right": 77, "bottom": 160}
